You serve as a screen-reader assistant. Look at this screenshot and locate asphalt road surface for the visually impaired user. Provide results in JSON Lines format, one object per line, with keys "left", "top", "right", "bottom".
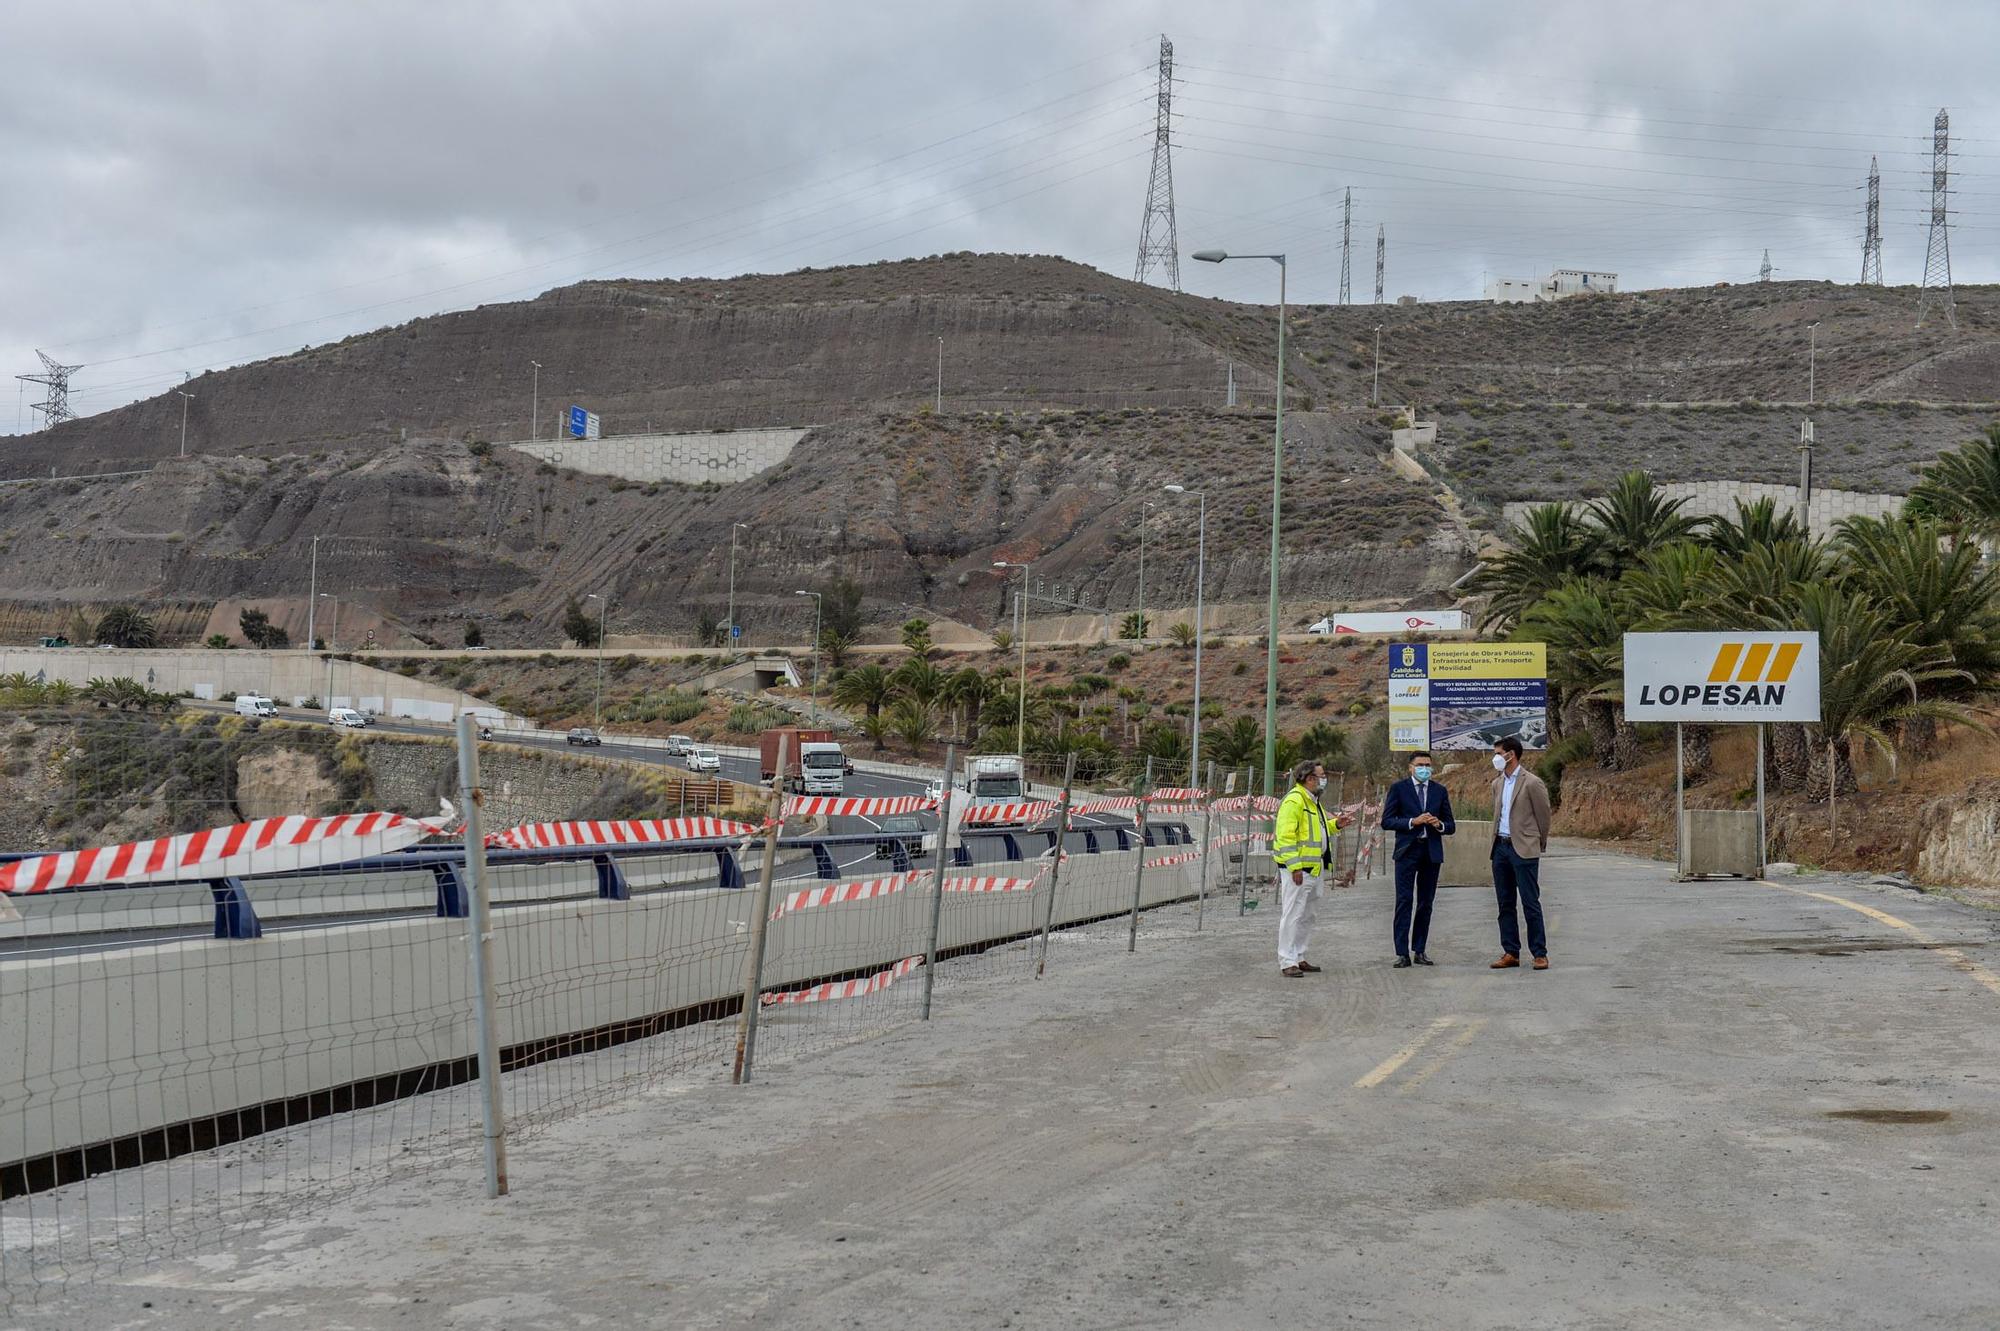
{"left": 37, "top": 847, "right": 2000, "bottom": 1327}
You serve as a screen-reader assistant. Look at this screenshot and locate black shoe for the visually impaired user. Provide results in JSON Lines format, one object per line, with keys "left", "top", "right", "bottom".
{"left": 1392, "top": 956, "right": 1413, "bottom": 968}
{"left": 1413, "top": 954, "right": 1434, "bottom": 966}
{"left": 1297, "top": 960, "right": 1322, "bottom": 973}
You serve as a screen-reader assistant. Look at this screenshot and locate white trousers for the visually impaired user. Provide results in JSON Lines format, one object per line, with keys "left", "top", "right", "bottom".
{"left": 1277, "top": 871, "right": 1322, "bottom": 968}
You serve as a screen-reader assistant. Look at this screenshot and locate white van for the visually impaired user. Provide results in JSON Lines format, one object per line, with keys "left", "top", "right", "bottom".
{"left": 234, "top": 694, "right": 278, "bottom": 718}
{"left": 328, "top": 707, "right": 368, "bottom": 728}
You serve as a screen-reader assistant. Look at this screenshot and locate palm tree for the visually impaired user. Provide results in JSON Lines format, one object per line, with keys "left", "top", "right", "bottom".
{"left": 1906, "top": 424, "right": 2000, "bottom": 543}
{"left": 1833, "top": 513, "right": 2000, "bottom": 759}
{"left": 887, "top": 697, "right": 935, "bottom": 755}
{"left": 818, "top": 628, "right": 853, "bottom": 671}
{"left": 1297, "top": 722, "right": 1349, "bottom": 765}
{"left": 1702, "top": 537, "right": 1834, "bottom": 793}
{"left": 1208, "top": 715, "right": 1263, "bottom": 769}
{"left": 1516, "top": 579, "right": 1631, "bottom": 768}
{"left": 1167, "top": 621, "right": 1196, "bottom": 648}
{"left": 1467, "top": 502, "right": 1602, "bottom": 631}
{"left": 1617, "top": 543, "right": 1724, "bottom": 775}
{"left": 1707, "top": 496, "right": 1808, "bottom": 557}
{"left": 900, "top": 618, "right": 935, "bottom": 659}
{"left": 858, "top": 711, "right": 891, "bottom": 753}
{"left": 1585, "top": 470, "right": 1706, "bottom": 574}
{"left": 1779, "top": 584, "right": 1970, "bottom": 799}
{"left": 92, "top": 606, "right": 159, "bottom": 649}
{"left": 831, "top": 663, "right": 896, "bottom": 721}
{"left": 892, "top": 657, "right": 947, "bottom": 707}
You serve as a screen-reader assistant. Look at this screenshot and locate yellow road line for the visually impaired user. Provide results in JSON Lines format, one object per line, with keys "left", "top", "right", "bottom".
{"left": 1355, "top": 1015, "right": 1456, "bottom": 1089}
{"left": 1760, "top": 880, "right": 2000, "bottom": 1000}
{"left": 1397, "top": 1017, "right": 1489, "bottom": 1095}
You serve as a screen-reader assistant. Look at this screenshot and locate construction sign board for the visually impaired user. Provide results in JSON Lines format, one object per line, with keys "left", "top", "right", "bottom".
{"left": 1389, "top": 641, "right": 1547, "bottom": 752}
{"left": 1624, "top": 632, "right": 1820, "bottom": 723}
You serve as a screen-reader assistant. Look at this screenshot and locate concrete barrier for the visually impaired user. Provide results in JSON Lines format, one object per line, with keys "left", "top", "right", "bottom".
{"left": 1442, "top": 820, "right": 1497, "bottom": 887}
{"left": 1682, "top": 810, "right": 1763, "bottom": 878}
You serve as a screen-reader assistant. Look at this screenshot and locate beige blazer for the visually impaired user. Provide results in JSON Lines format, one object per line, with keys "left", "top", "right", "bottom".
{"left": 1490, "top": 767, "right": 1552, "bottom": 859}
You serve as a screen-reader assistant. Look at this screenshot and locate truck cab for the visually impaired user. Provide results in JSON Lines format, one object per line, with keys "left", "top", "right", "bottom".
{"left": 962, "top": 755, "right": 1028, "bottom": 822}
{"left": 798, "top": 740, "right": 847, "bottom": 795}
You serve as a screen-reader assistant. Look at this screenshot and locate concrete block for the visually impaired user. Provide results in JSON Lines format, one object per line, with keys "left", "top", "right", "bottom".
{"left": 1682, "top": 809, "right": 1762, "bottom": 878}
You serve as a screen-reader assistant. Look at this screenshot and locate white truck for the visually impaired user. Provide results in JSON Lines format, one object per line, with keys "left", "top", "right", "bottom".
{"left": 233, "top": 694, "right": 277, "bottom": 718}
{"left": 797, "top": 739, "right": 847, "bottom": 796}
{"left": 961, "top": 755, "right": 1028, "bottom": 821}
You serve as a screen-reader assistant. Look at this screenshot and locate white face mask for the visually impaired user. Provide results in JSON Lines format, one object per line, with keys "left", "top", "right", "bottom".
{"left": 1492, "top": 753, "right": 1508, "bottom": 773}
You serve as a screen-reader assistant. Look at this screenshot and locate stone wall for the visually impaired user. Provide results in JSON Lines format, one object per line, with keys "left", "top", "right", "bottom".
{"left": 506, "top": 427, "right": 809, "bottom": 485}
{"left": 1502, "top": 479, "right": 1903, "bottom": 534}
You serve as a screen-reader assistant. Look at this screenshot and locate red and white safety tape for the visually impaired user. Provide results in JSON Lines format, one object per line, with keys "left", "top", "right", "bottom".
{"left": 488, "top": 816, "right": 759, "bottom": 850}
{"left": 1147, "top": 848, "right": 1203, "bottom": 868}
{"left": 941, "top": 872, "right": 1042, "bottom": 894}
{"left": 1151, "top": 786, "right": 1204, "bottom": 802}
{"left": 1069, "top": 795, "right": 1140, "bottom": 816}
{"left": 768, "top": 870, "right": 928, "bottom": 922}
{"left": 0, "top": 811, "right": 449, "bottom": 895}
{"left": 761, "top": 954, "right": 924, "bottom": 1006}
{"left": 782, "top": 794, "right": 938, "bottom": 820}
{"left": 959, "top": 800, "right": 1055, "bottom": 826}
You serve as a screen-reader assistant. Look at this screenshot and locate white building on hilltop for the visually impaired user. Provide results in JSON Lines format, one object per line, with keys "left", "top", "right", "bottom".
{"left": 1485, "top": 268, "right": 1618, "bottom": 303}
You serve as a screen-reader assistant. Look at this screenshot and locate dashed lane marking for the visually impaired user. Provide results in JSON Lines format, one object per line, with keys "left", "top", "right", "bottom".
{"left": 1355, "top": 1015, "right": 1457, "bottom": 1089}
{"left": 1397, "top": 1017, "right": 1490, "bottom": 1095}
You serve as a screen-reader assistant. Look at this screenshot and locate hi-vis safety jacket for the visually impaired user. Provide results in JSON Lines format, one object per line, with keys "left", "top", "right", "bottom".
{"left": 1273, "top": 783, "right": 1337, "bottom": 878}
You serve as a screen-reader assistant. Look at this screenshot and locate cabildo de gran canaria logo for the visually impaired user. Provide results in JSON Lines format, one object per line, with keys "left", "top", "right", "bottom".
{"left": 1637, "top": 641, "right": 1804, "bottom": 708}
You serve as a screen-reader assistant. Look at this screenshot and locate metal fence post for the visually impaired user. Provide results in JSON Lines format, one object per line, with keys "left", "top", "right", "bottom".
{"left": 1195, "top": 760, "right": 1217, "bottom": 931}
{"left": 456, "top": 712, "right": 509, "bottom": 1199}
{"left": 732, "top": 735, "right": 788, "bottom": 1085}
{"left": 1035, "top": 753, "right": 1078, "bottom": 979}
{"left": 920, "top": 743, "right": 956, "bottom": 1020}
{"left": 1237, "top": 766, "right": 1253, "bottom": 916}
{"left": 1126, "top": 756, "right": 1153, "bottom": 952}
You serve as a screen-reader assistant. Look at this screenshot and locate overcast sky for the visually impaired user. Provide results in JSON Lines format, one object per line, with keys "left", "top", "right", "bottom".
{"left": 5, "top": 0, "right": 1996, "bottom": 431}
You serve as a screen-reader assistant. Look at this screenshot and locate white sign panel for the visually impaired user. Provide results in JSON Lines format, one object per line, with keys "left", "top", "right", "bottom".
{"left": 1623, "top": 632, "right": 1820, "bottom": 723}
{"left": 1310, "top": 609, "right": 1465, "bottom": 636}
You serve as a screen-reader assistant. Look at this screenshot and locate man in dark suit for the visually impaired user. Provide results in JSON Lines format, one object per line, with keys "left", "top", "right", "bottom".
{"left": 1379, "top": 750, "right": 1454, "bottom": 967}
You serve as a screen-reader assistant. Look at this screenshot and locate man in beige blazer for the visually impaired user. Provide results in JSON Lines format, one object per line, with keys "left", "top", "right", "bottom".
{"left": 1488, "top": 735, "right": 1553, "bottom": 970}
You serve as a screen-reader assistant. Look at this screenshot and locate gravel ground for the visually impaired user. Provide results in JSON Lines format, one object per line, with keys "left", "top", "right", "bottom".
{"left": 11, "top": 846, "right": 2000, "bottom": 1330}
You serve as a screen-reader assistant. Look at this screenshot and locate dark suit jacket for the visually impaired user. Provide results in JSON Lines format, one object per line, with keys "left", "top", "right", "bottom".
{"left": 1380, "top": 777, "right": 1455, "bottom": 864}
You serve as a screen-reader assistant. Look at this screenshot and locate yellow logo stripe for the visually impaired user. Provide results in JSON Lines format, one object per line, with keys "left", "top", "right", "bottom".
{"left": 1768, "top": 642, "right": 1803, "bottom": 682}
{"left": 1736, "top": 643, "right": 1774, "bottom": 682}
{"left": 1707, "top": 644, "right": 1744, "bottom": 682}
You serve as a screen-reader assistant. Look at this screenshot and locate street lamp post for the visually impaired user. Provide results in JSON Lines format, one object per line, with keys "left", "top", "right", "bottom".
{"left": 935, "top": 336, "right": 944, "bottom": 413}
{"left": 176, "top": 391, "right": 194, "bottom": 458}
{"left": 531, "top": 361, "right": 542, "bottom": 440}
{"left": 1372, "top": 326, "right": 1383, "bottom": 407}
{"left": 794, "top": 591, "right": 823, "bottom": 715}
{"left": 586, "top": 593, "right": 607, "bottom": 729}
{"left": 1136, "top": 500, "right": 1153, "bottom": 644}
{"left": 1192, "top": 248, "right": 1287, "bottom": 796}
{"left": 1164, "top": 484, "right": 1206, "bottom": 785}
{"left": 993, "top": 561, "right": 1030, "bottom": 756}
{"left": 726, "top": 522, "right": 749, "bottom": 651}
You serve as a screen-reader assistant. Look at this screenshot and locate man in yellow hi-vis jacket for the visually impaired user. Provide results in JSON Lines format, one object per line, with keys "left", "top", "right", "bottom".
{"left": 1273, "top": 759, "right": 1336, "bottom": 977}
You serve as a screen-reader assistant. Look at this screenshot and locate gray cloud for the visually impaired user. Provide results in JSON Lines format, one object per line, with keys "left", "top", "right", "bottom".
{"left": 4, "top": 0, "right": 1995, "bottom": 431}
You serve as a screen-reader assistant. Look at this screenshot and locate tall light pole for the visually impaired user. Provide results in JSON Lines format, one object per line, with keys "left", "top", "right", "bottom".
{"left": 1164, "top": 484, "right": 1206, "bottom": 785}
{"left": 795, "top": 590, "right": 822, "bottom": 715}
{"left": 586, "top": 593, "right": 607, "bottom": 729}
{"left": 726, "top": 522, "right": 748, "bottom": 651}
{"left": 1372, "top": 325, "right": 1383, "bottom": 407}
{"left": 994, "top": 561, "right": 1030, "bottom": 756}
{"left": 1192, "top": 248, "right": 1286, "bottom": 795}
{"left": 1136, "top": 500, "right": 1153, "bottom": 644}
{"left": 530, "top": 361, "right": 542, "bottom": 440}
{"left": 176, "top": 391, "right": 194, "bottom": 458}
{"left": 935, "top": 336, "right": 944, "bottom": 413}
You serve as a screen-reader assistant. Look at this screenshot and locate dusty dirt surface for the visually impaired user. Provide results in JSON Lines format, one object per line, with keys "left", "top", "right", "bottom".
{"left": 23, "top": 848, "right": 2000, "bottom": 1329}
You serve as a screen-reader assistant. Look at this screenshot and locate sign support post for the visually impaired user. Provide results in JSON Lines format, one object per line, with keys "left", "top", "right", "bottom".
{"left": 1674, "top": 722, "right": 1686, "bottom": 879}
{"left": 1755, "top": 723, "right": 1766, "bottom": 878}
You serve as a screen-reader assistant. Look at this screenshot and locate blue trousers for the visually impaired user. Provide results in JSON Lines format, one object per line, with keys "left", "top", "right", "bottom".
{"left": 1392, "top": 856, "right": 1440, "bottom": 958}
{"left": 1491, "top": 839, "right": 1547, "bottom": 959}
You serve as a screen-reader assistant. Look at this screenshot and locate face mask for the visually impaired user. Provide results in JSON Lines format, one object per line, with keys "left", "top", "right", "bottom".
{"left": 1492, "top": 754, "right": 1508, "bottom": 772}
{"left": 1413, "top": 766, "right": 1431, "bottom": 782}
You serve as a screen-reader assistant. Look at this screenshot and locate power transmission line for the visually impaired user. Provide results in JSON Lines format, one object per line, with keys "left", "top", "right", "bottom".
{"left": 1917, "top": 108, "right": 1955, "bottom": 329}
{"left": 1374, "top": 223, "right": 1385, "bottom": 303}
{"left": 1860, "top": 155, "right": 1883, "bottom": 285}
{"left": 15, "top": 351, "right": 80, "bottom": 430}
{"left": 1338, "top": 186, "right": 1353, "bottom": 304}
{"left": 1133, "top": 34, "right": 1180, "bottom": 290}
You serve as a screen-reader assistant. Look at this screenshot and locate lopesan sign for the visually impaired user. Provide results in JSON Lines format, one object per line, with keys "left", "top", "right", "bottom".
{"left": 1623, "top": 632, "right": 1821, "bottom": 723}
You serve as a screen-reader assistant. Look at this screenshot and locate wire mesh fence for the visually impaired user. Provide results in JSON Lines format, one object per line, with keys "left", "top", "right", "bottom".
{"left": 0, "top": 712, "right": 1321, "bottom": 1304}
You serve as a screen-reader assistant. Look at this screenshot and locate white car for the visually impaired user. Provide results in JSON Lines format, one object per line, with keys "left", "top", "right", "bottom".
{"left": 688, "top": 748, "right": 722, "bottom": 773}
{"left": 924, "top": 778, "right": 946, "bottom": 804}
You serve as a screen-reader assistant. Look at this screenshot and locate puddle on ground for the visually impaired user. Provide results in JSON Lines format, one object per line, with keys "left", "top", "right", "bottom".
{"left": 1823, "top": 1108, "right": 1951, "bottom": 1125}
{"left": 1735, "top": 936, "right": 1986, "bottom": 957}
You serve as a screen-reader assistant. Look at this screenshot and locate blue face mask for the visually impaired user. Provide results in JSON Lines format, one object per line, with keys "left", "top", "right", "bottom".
{"left": 1413, "top": 766, "right": 1431, "bottom": 782}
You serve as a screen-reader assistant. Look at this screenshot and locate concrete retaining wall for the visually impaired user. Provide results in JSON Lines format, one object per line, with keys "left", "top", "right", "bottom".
{"left": 506, "top": 427, "right": 809, "bottom": 485}
{"left": 1503, "top": 480, "right": 1903, "bottom": 535}
{"left": 0, "top": 842, "right": 1204, "bottom": 1166}
{"left": 0, "top": 648, "right": 528, "bottom": 727}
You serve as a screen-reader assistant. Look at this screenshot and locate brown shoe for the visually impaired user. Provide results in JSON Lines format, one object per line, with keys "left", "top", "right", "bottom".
{"left": 1297, "top": 961, "right": 1322, "bottom": 973}
{"left": 1490, "top": 954, "right": 1519, "bottom": 969}
{"left": 1532, "top": 956, "right": 1550, "bottom": 970}
{"left": 1281, "top": 965, "right": 1305, "bottom": 977}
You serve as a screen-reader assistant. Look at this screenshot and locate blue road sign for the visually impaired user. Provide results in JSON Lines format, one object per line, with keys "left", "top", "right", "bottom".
{"left": 568, "top": 405, "right": 588, "bottom": 438}
{"left": 730, "top": 625, "right": 742, "bottom": 639}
